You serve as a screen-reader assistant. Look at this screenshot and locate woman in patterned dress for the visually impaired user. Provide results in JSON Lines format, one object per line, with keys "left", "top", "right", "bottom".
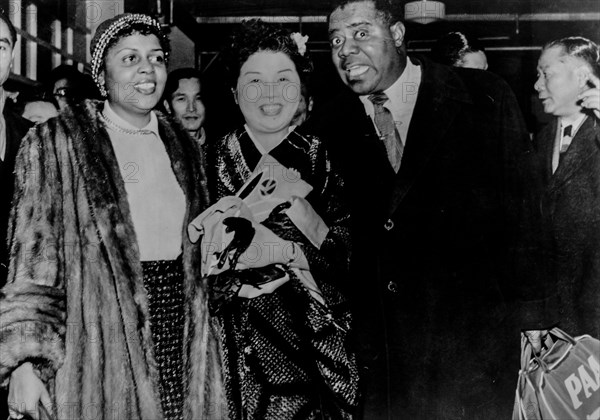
{"left": 195, "top": 19, "right": 359, "bottom": 420}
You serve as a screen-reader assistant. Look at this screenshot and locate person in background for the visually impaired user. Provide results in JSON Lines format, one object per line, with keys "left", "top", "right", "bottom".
{"left": 318, "top": 0, "right": 534, "bottom": 418}
{"left": 526, "top": 36, "right": 600, "bottom": 342}
{"left": 0, "top": 9, "right": 33, "bottom": 420}
{"left": 43, "top": 64, "right": 100, "bottom": 111}
{"left": 15, "top": 87, "right": 58, "bottom": 123}
{"left": 431, "top": 31, "right": 488, "bottom": 70}
{"left": 0, "top": 8, "right": 32, "bottom": 288}
{"left": 163, "top": 67, "right": 206, "bottom": 146}
{"left": 0, "top": 13, "right": 226, "bottom": 420}
{"left": 198, "top": 19, "right": 359, "bottom": 419}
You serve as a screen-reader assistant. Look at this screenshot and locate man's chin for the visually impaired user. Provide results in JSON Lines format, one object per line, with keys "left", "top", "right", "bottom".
{"left": 183, "top": 124, "right": 201, "bottom": 132}
{"left": 348, "top": 83, "right": 374, "bottom": 96}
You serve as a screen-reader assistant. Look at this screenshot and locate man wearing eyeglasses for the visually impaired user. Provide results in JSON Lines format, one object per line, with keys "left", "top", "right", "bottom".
{"left": 45, "top": 64, "right": 100, "bottom": 111}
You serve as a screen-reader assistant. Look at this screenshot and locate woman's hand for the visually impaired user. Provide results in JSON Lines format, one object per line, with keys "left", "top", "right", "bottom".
{"left": 8, "top": 362, "right": 52, "bottom": 420}
{"left": 579, "top": 72, "right": 600, "bottom": 119}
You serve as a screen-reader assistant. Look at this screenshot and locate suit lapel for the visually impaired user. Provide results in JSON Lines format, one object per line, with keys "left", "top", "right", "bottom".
{"left": 548, "top": 116, "right": 600, "bottom": 197}
{"left": 538, "top": 119, "right": 558, "bottom": 185}
{"left": 3, "top": 110, "right": 32, "bottom": 167}
{"left": 387, "top": 58, "right": 470, "bottom": 218}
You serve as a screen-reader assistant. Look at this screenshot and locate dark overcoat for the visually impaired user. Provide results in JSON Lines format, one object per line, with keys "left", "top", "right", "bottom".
{"left": 1, "top": 108, "right": 32, "bottom": 284}
{"left": 0, "top": 100, "right": 227, "bottom": 419}
{"left": 0, "top": 107, "right": 32, "bottom": 420}
{"left": 311, "top": 57, "right": 533, "bottom": 419}
{"left": 531, "top": 116, "right": 600, "bottom": 339}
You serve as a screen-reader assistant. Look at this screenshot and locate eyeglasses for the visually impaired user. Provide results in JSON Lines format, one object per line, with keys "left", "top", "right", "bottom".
{"left": 53, "top": 87, "right": 71, "bottom": 98}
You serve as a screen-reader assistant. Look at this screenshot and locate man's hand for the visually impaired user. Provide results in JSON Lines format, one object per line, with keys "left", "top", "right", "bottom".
{"left": 524, "top": 329, "right": 549, "bottom": 355}
{"left": 8, "top": 362, "right": 52, "bottom": 420}
{"left": 579, "top": 72, "right": 600, "bottom": 119}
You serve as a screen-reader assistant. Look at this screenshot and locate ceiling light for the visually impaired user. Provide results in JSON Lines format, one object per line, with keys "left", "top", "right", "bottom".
{"left": 404, "top": 0, "right": 445, "bottom": 24}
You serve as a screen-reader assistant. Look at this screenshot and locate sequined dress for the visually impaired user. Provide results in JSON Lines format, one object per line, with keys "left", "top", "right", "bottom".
{"left": 204, "top": 127, "right": 360, "bottom": 419}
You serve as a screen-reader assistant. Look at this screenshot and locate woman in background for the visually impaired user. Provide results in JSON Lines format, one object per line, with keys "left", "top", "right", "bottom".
{"left": 431, "top": 31, "right": 488, "bottom": 70}
{"left": 0, "top": 13, "right": 226, "bottom": 420}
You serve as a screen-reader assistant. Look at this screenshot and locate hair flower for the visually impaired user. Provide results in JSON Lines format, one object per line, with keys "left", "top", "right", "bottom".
{"left": 291, "top": 32, "right": 309, "bottom": 56}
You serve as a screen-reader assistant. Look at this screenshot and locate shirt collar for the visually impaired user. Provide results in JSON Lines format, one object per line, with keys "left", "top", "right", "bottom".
{"left": 0, "top": 89, "right": 6, "bottom": 161}
{"left": 244, "top": 124, "right": 296, "bottom": 155}
{"left": 359, "top": 58, "right": 421, "bottom": 112}
{"left": 103, "top": 100, "right": 160, "bottom": 137}
{"left": 560, "top": 113, "right": 586, "bottom": 137}
{"left": 195, "top": 126, "right": 206, "bottom": 146}
{"left": 384, "top": 58, "right": 420, "bottom": 107}
{"left": 0, "top": 88, "right": 6, "bottom": 113}
{"left": 560, "top": 113, "right": 586, "bottom": 129}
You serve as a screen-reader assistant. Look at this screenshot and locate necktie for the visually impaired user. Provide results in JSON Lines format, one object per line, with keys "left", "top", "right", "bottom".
{"left": 368, "top": 92, "right": 404, "bottom": 172}
{"left": 560, "top": 124, "right": 573, "bottom": 156}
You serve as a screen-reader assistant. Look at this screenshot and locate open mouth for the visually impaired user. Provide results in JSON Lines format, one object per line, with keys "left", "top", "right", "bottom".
{"left": 260, "top": 104, "right": 283, "bottom": 116}
{"left": 134, "top": 82, "right": 156, "bottom": 95}
{"left": 345, "top": 65, "right": 370, "bottom": 78}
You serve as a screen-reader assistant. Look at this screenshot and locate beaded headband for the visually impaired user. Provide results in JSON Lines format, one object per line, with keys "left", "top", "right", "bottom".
{"left": 91, "top": 13, "right": 168, "bottom": 97}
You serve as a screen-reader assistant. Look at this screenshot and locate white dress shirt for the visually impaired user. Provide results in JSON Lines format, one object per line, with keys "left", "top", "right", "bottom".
{"left": 552, "top": 113, "right": 587, "bottom": 173}
{"left": 0, "top": 90, "right": 6, "bottom": 161}
{"left": 359, "top": 58, "right": 422, "bottom": 147}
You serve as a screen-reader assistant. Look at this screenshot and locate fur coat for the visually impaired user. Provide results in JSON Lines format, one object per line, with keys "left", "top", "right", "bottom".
{"left": 0, "top": 100, "right": 228, "bottom": 419}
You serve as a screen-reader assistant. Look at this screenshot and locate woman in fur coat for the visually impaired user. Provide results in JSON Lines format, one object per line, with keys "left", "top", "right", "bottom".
{"left": 0, "top": 14, "right": 227, "bottom": 420}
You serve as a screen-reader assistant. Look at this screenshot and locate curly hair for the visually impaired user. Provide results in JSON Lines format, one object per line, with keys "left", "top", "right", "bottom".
{"left": 222, "top": 19, "right": 313, "bottom": 88}
{"left": 431, "top": 32, "right": 485, "bottom": 67}
{"left": 545, "top": 36, "right": 600, "bottom": 79}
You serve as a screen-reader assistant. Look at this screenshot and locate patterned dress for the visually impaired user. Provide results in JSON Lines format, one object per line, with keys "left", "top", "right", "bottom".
{"left": 204, "top": 127, "right": 360, "bottom": 419}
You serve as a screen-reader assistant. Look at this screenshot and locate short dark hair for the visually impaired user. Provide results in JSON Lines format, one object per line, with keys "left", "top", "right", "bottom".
{"left": 431, "top": 32, "right": 485, "bottom": 67}
{"left": 222, "top": 19, "right": 313, "bottom": 88}
{"left": 545, "top": 36, "right": 600, "bottom": 79}
{"left": 43, "top": 64, "right": 101, "bottom": 102}
{"left": 0, "top": 8, "right": 17, "bottom": 47}
{"left": 163, "top": 68, "right": 202, "bottom": 102}
{"left": 327, "top": 0, "right": 401, "bottom": 26}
